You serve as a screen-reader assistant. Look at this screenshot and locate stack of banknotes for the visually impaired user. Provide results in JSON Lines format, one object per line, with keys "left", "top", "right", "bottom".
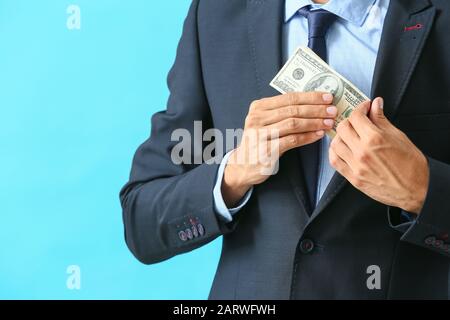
{"left": 270, "top": 47, "right": 369, "bottom": 138}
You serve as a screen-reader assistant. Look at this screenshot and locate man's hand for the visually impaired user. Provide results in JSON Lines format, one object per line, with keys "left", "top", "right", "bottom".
{"left": 329, "top": 97, "right": 430, "bottom": 214}
{"left": 222, "top": 92, "right": 337, "bottom": 207}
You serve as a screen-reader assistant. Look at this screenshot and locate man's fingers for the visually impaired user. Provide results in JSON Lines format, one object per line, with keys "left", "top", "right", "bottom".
{"left": 263, "top": 104, "right": 337, "bottom": 125}
{"left": 356, "top": 99, "right": 371, "bottom": 115}
{"left": 253, "top": 91, "right": 333, "bottom": 110}
{"left": 330, "top": 135, "right": 354, "bottom": 167}
{"left": 335, "top": 119, "right": 360, "bottom": 151}
{"left": 329, "top": 146, "right": 353, "bottom": 178}
{"left": 278, "top": 131, "right": 325, "bottom": 154}
{"left": 266, "top": 117, "right": 334, "bottom": 137}
{"left": 347, "top": 100, "right": 378, "bottom": 136}
{"left": 369, "top": 97, "right": 390, "bottom": 129}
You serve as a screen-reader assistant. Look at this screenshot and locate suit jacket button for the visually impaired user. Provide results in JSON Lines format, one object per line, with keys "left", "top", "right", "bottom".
{"left": 197, "top": 223, "right": 205, "bottom": 236}
{"left": 192, "top": 225, "right": 199, "bottom": 238}
{"left": 434, "top": 239, "right": 443, "bottom": 248}
{"left": 300, "top": 239, "right": 315, "bottom": 254}
{"left": 178, "top": 230, "right": 188, "bottom": 242}
{"left": 185, "top": 228, "right": 193, "bottom": 240}
{"left": 424, "top": 236, "right": 436, "bottom": 246}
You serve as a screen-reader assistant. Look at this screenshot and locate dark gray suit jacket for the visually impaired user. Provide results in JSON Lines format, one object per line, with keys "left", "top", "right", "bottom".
{"left": 120, "top": 0, "right": 450, "bottom": 299}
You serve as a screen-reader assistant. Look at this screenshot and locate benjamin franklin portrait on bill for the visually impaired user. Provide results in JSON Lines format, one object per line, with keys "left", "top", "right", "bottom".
{"left": 304, "top": 72, "right": 344, "bottom": 104}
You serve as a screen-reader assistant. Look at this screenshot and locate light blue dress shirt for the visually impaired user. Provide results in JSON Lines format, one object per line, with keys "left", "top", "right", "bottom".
{"left": 214, "top": 0, "right": 390, "bottom": 222}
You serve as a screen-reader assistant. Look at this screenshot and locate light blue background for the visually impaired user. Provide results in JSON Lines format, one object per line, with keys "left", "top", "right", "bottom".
{"left": 0, "top": 0, "right": 222, "bottom": 299}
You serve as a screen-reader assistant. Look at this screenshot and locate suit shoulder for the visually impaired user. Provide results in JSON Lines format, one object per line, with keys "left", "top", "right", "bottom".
{"left": 197, "top": 0, "right": 246, "bottom": 14}
{"left": 196, "top": 0, "right": 247, "bottom": 27}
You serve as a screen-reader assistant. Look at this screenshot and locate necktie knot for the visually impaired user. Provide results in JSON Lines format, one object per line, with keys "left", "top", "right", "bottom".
{"left": 298, "top": 6, "right": 337, "bottom": 39}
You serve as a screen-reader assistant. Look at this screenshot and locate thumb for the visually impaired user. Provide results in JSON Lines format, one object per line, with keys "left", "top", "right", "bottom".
{"left": 369, "top": 97, "right": 387, "bottom": 127}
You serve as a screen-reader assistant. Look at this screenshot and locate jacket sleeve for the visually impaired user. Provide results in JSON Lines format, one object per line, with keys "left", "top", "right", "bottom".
{"left": 388, "top": 157, "right": 450, "bottom": 257}
{"left": 119, "top": 0, "right": 238, "bottom": 265}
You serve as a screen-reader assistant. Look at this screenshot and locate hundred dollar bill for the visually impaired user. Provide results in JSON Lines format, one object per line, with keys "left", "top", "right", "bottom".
{"left": 270, "top": 46, "right": 369, "bottom": 138}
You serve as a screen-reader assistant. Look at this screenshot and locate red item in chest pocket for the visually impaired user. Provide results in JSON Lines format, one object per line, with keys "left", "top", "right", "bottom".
{"left": 404, "top": 23, "right": 423, "bottom": 32}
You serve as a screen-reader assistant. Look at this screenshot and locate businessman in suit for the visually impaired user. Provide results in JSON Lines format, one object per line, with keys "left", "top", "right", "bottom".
{"left": 120, "top": 0, "right": 450, "bottom": 299}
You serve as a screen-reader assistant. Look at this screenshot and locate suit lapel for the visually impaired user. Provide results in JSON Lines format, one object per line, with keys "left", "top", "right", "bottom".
{"left": 247, "top": 0, "right": 312, "bottom": 215}
{"left": 246, "top": 0, "right": 283, "bottom": 98}
{"left": 281, "top": 150, "right": 312, "bottom": 215}
{"left": 308, "top": 0, "right": 436, "bottom": 223}
{"left": 371, "top": 0, "right": 436, "bottom": 119}
{"left": 310, "top": 172, "right": 346, "bottom": 220}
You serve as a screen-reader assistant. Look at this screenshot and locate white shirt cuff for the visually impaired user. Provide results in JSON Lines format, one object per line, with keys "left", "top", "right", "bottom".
{"left": 213, "top": 151, "right": 253, "bottom": 222}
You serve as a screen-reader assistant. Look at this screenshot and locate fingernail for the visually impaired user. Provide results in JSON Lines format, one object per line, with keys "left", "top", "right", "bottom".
{"left": 324, "top": 119, "right": 334, "bottom": 127}
{"left": 323, "top": 93, "right": 333, "bottom": 103}
{"left": 326, "top": 106, "right": 337, "bottom": 116}
{"left": 377, "top": 97, "right": 384, "bottom": 110}
{"left": 316, "top": 130, "right": 325, "bottom": 137}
